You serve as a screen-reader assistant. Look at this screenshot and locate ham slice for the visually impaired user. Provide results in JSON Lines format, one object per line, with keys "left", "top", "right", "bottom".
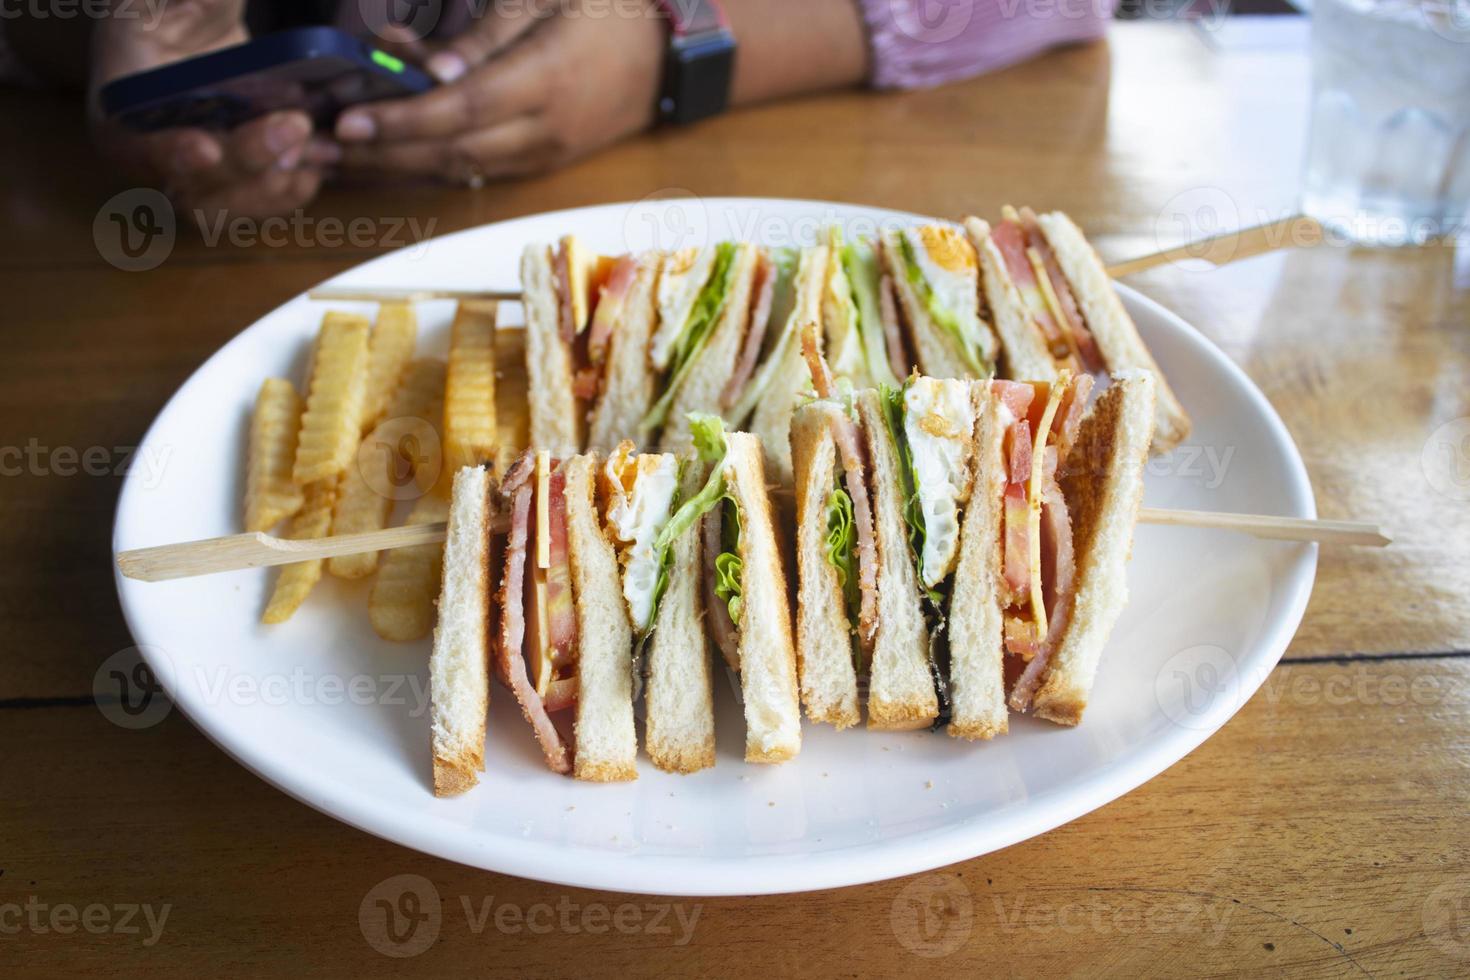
{"left": 495, "top": 478, "right": 572, "bottom": 774}
{"left": 553, "top": 244, "right": 576, "bottom": 345}
{"left": 993, "top": 219, "right": 1068, "bottom": 356}
{"left": 879, "top": 272, "right": 908, "bottom": 379}
{"left": 722, "top": 252, "right": 776, "bottom": 408}
{"left": 1009, "top": 483, "right": 1076, "bottom": 711}
{"left": 830, "top": 414, "right": 879, "bottom": 649}
{"left": 576, "top": 255, "right": 641, "bottom": 402}
{"left": 703, "top": 507, "right": 740, "bottom": 672}
{"left": 1018, "top": 207, "right": 1106, "bottom": 377}
{"left": 544, "top": 469, "right": 577, "bottom": 669}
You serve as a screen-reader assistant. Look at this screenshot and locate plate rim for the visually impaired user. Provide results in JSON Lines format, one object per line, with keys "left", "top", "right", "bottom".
{"left": 111, "top": 197, "right": 1318, "bottom": 896}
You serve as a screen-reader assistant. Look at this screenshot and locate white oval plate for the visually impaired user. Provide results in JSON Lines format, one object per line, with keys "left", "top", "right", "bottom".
{"left": 113, "top": 199, "right": 1316, "bottom": 896}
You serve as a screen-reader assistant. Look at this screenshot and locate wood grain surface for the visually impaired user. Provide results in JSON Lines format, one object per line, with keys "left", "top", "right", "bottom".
{"left": 2, "top": 20, "right": 1467, "bottom": 978}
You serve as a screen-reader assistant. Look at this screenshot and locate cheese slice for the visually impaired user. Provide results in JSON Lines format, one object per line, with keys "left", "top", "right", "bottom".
{"left": 1027, "top": 373, "right": 1070, "bottom": 640}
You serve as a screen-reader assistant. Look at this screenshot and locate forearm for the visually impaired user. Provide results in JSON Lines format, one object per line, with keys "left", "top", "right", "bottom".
{"left": 721, "top": 0, "right": 869, "bottom": 106}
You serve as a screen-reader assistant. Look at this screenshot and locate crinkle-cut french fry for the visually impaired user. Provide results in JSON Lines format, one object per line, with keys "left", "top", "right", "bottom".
{"left": 443, "top": 301, "right": 498, "bottom": 473}
{"left": 329, "top": 359, "right": 447, "bottom": 579}
{"left": 360, "top": 303, "right": 418, "bottom": 431}
{"left": 245, "top": 378, "right": 305, "bottom": 532}
{"left": 293, "top": 312, "right": 371, "bottom": 485}
{"left": 261, "top": 479, "right": 338, "bottom": 624}
{"left": 369, "top": 493, "right": 451, "bottom": 642}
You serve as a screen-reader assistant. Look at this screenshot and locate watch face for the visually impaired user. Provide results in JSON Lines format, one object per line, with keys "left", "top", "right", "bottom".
{"left": 665, "top": 31, "right": 736, "bottom": 125}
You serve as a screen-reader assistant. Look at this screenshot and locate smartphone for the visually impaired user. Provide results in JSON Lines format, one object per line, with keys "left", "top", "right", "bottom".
{"left": 100, "top": 26, "right": 434, "bottom": 132}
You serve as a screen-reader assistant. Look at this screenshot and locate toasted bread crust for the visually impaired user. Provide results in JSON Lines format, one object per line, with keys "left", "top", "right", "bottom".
{"left": 966, "top": 217, "right": 1061, "bottom": 384}
{"left": 432, "top": 757, "right": 480, "bottom": 797}
{"left": 855, "top": 389, "right": 939, "bottom": 730}
{"left": 660, "top": 244, "right": 761, "bottom": 453}
{"left": 1036, "top": 213, "right": 1190, "bottom": 453}
{"left": 1032, "top": 372, "right": 1156, "bottom": 725}
{"left": 790, "top": 402, "right": 862, "bottom": 729}
{"left": 725, "top": 432, "right": 803, "bottom": 762}
{"left": 588, "top": 254, "right": 661, "bottom": 453}
{"left": 564, "top": 454, "right": 638, "bottom": 782}
{"left": 748, "top": 246, "right": 831, "bottom": 488}
{"left": 521, "top": 244, "right": 581, "bottom": 453}
{"left": 946, "top": 382, "right": 1009, "bottom": 741}
{"left": 645, "top": 457, "right": 718, "bottom": 774}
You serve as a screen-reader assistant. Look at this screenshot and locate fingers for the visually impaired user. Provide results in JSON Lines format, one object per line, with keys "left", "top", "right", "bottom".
{"left": 226, "top": 111, "right": 313, "bottom": 173}
{"left": 339, "top": 116, "right": 550, "bottom": 181}
{"left": 336, "top": 28, "right": 550, "bottom": 144}
{"left": 423, "top": 0, "right": 556, "bottom": 83}
{"left": 187, "top": 166, "right": 325, "bottom": 223}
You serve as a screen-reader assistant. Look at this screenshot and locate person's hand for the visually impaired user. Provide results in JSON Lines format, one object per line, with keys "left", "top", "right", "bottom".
{"left": 89, "top": 0, "right": 337, "bottom": 220}
{"left": 334, "top": 2, "right": 666, "bottom": 183}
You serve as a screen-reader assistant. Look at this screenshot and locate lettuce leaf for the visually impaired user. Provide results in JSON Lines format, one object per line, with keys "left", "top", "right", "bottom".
{"left": 841, "top": 240, "right": 902, "bottom": 389}
{"left": 640, "top": 243, "right": 739, "bottom": 434}
{"left": 714, "top": 498, "right": 744, "bottom": 623}
{"left": 823, "top": 480, "right": 862, "bottom": 673}
{"left": 646, "top": 413, "right": 733, "bottom": 626}
{"left": 896, "top": 234, "right": 991, "bottom": 378}
{"left": 879, "top": 380, "right": 943, "bottom": 606}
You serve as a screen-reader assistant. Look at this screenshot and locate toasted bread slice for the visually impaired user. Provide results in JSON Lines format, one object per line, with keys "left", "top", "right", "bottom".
{"left": 521, "top": 244, "right": 581, "bottom": 454}
{"left": 1032, "top": 371, "right": 1156, "bottom": 725}
{"left": 1035, "top": 213, "right": 1189, "bottom": 452}
{"left": 644, "top": 458, "right": 717, "bottom": 773}
{"left": 855, "top": 389, "right": 939, "bottom": 730}
{"left": 429, "top": 466, "right": 493, "bottom": 797}
{"left": 722, "top": 432, "right": 803, "bottom": 762}
{"left": 748, "top": 246, "right": 830, "bottom": 488}
{"left": 965, "top": 217, "right": 1060, "bottom": 384}
{"left": 659, "top": 244, "right": 761, "bottom": 453}
{"left": 563, "top": 454, "right": 638, "bottom": 781}
{"left": 790, "top": 401, "right": 862, "bottom": 729}
{"left": 587, "top": 253, "right": 662, "bottom": 453}
{"left": 945, "top": 383, "right": 1010, "bottom": 740}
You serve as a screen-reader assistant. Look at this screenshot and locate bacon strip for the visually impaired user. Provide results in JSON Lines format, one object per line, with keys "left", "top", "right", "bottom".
{"left": 829, "top": 414, "right": 879, "bottom": 649}
{"left": 721, "top": 252, "right": 776, "bottom": 408}
{"left": 993, "top": 219, "right": 1068, "bottom": 355}
{"left": 801, "top": 320, "right": 833, "bottom": 400}
{"left": 1019, "top": 207, "right": 1106, "bottom": 376}
{"left": 703, "top": 507, "right": 741, "bottom": 673}
{"left": 544, "top": 469, "right": 577, "bottom": 669}
{"left": 495, "top": 480, "right": 572, "bottom": 774}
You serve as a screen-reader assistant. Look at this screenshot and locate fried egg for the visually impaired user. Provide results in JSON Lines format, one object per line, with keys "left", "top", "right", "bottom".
{"left": 903, "top": 225, "right": 983, "bottom": 343}
{"left": 650, "top": 247, "right": 718, "bottom": 371}
{"left": 904, "top": 376, "right": 977, "bottom": 589}
{"left": 603, "top": 448, "right": 680, "bottom": 632}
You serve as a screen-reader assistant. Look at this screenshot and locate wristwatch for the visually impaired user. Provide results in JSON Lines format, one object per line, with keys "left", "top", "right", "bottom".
{"left": 653, "top": 0, "right": 737, "bottom": 126}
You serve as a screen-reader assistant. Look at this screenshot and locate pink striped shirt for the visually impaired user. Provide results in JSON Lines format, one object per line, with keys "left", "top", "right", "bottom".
{"left": 859, "top": 0, "right": 1112, "bottom": 89}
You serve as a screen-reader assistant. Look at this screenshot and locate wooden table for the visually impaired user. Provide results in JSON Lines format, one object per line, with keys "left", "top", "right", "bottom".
{"left": 4, "top": 18, "right": 1468, "bottom": 977}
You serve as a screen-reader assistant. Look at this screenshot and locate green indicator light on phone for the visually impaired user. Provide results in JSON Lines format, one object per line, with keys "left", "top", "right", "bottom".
{"left": 371, "top": 50, "right": 405, "bottom": 74}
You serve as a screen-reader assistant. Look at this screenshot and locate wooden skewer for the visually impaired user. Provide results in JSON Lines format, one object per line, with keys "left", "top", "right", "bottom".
{"left": 307, "top": 287, "right": 520, "bottom": 304}
{"left": 307, "top": 215, "right": 1325, "bottom": 307}
{"left": 1137, "top": 507, "right": 1389, "bottom": 547}
{"left": 117, "top": 507, "right": 1388, "bottom": 583}
{"left": 1105, "top": 214, "right": 1323, "bottom": 279}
